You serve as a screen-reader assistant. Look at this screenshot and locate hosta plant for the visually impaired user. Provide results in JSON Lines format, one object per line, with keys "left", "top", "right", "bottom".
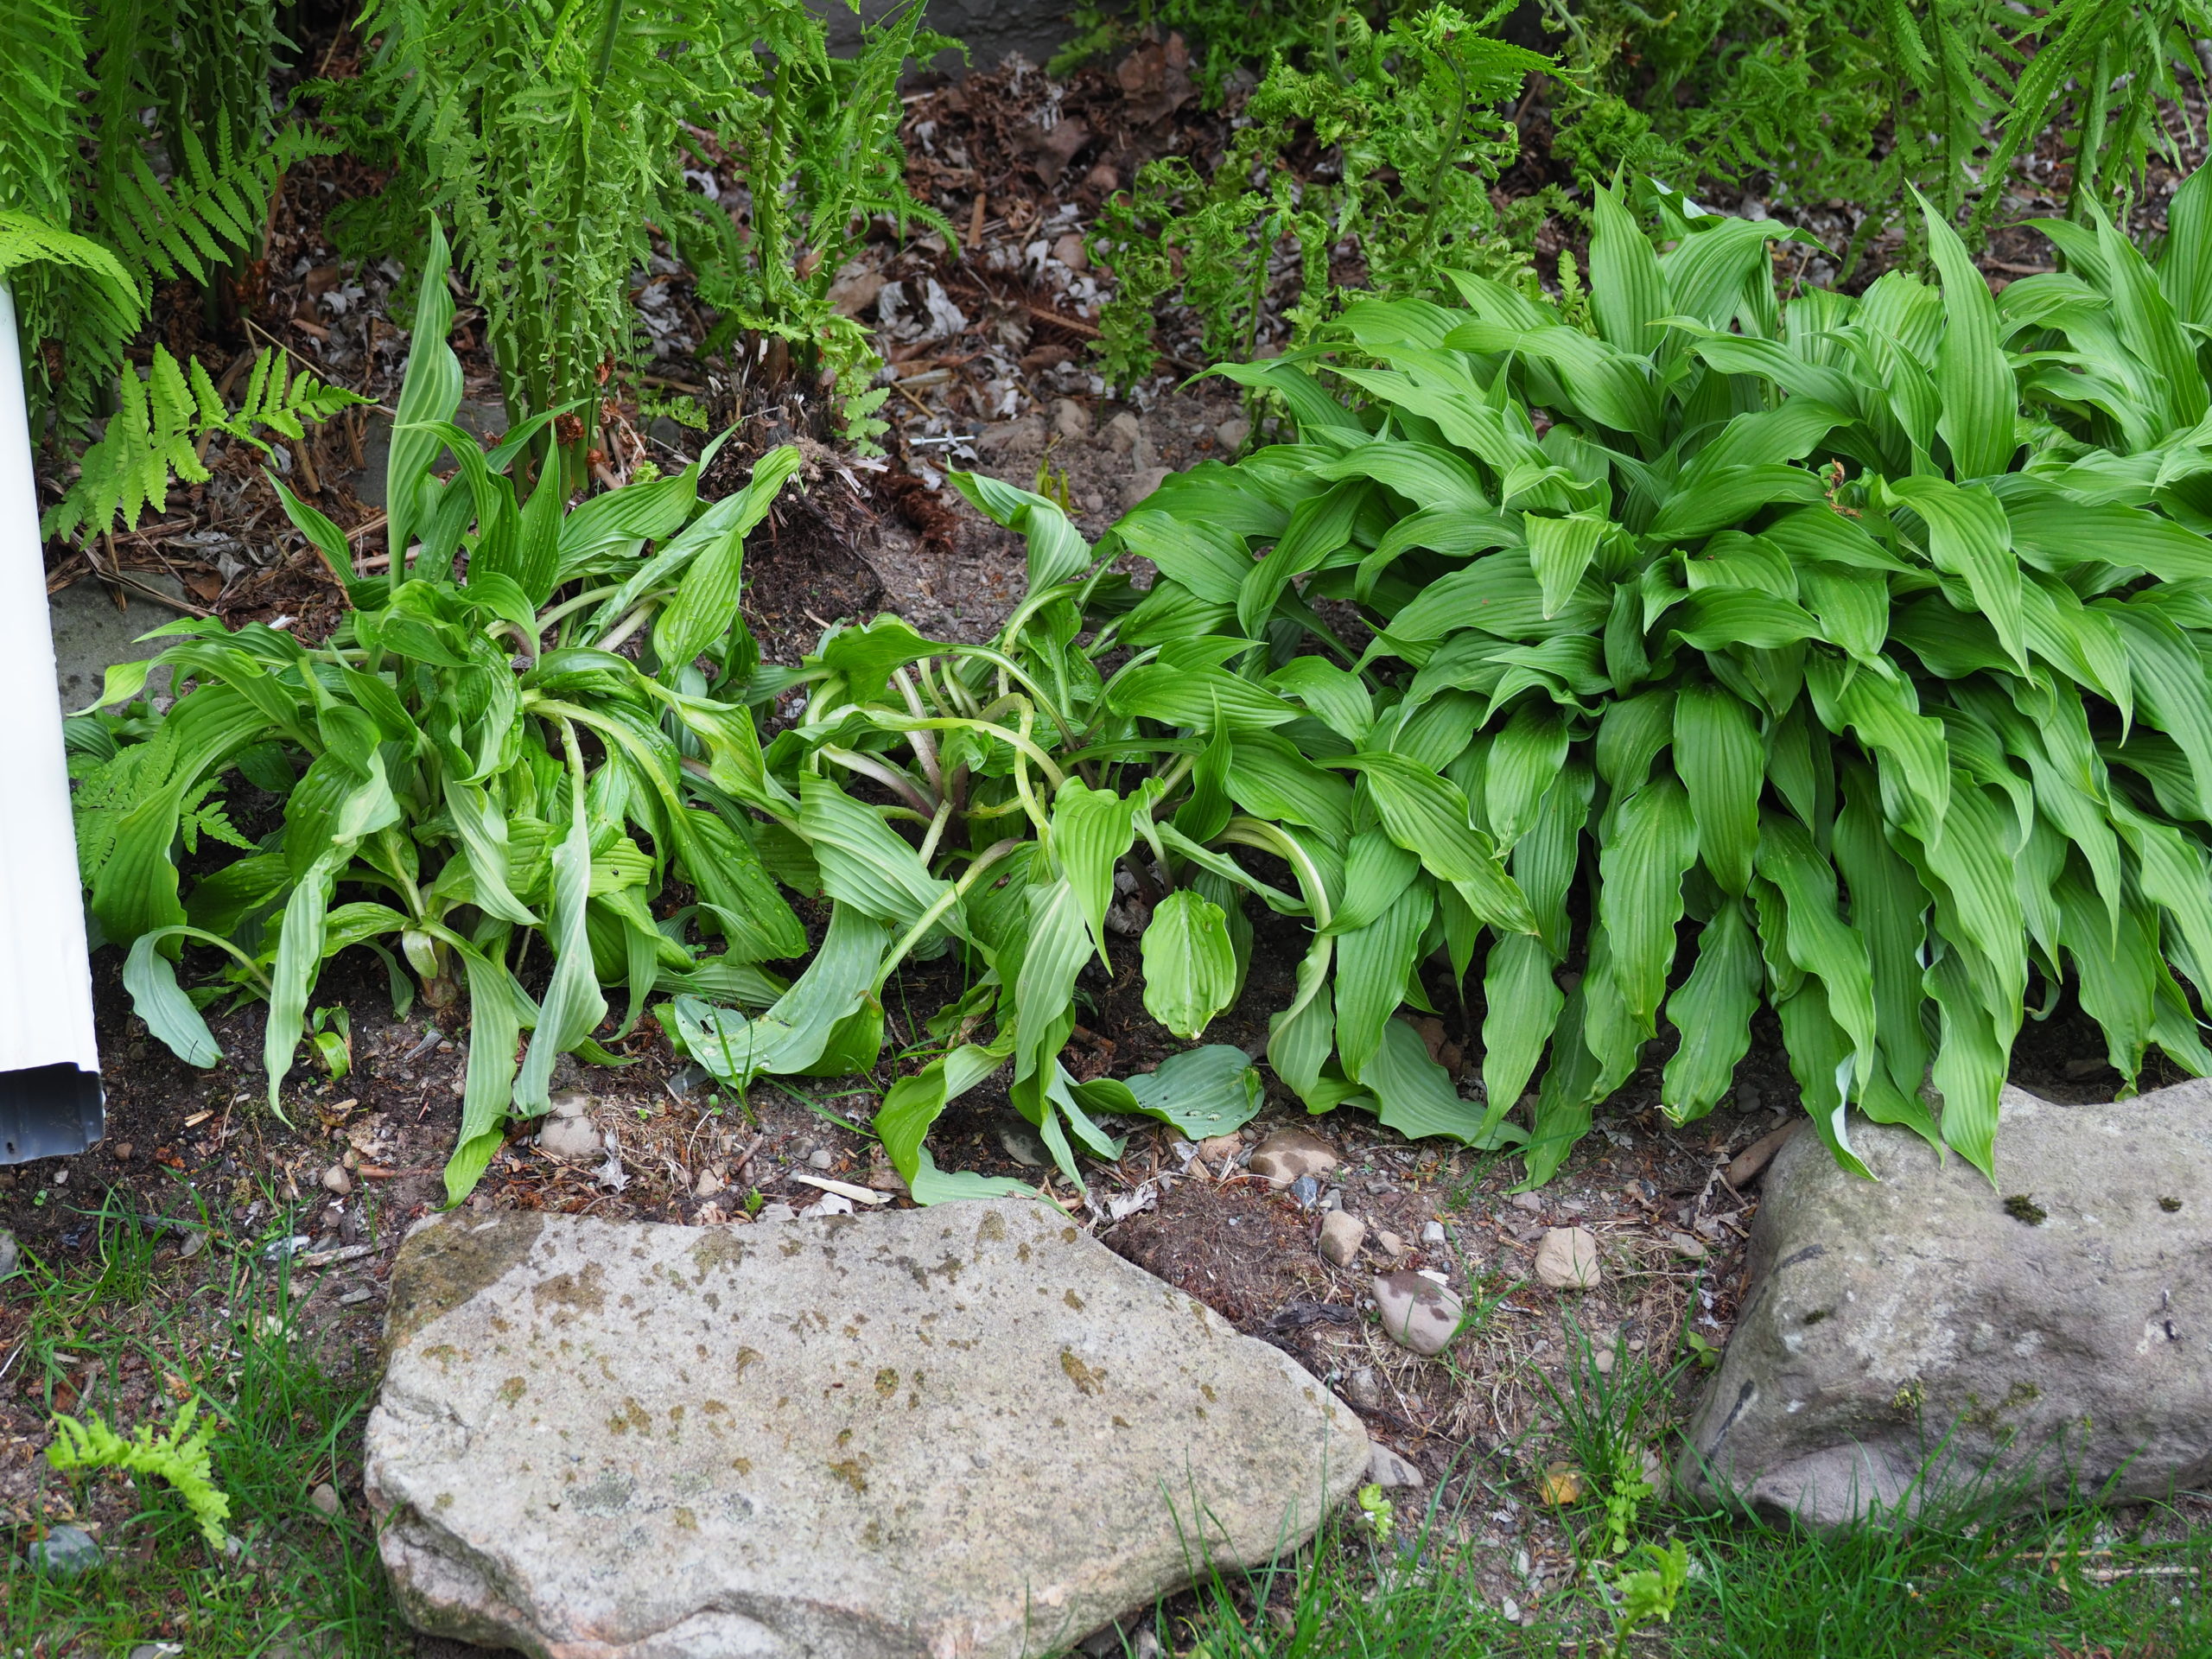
{"left": 652, "top": 475, "right": 1305, "bottom": 1201}
{"left": 1114, "top": 171, "right": 2212, "bottom": 1185}
{"left": 79, "top": 223, "right": 808, "bottom": 1202}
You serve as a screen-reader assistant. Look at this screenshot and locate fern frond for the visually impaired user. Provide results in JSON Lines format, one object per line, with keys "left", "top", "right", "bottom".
{"left": 0, "top": 210, "right": 144, "bottom": 345}
{"left": 47, "top": 1400, "right": 232, "bottom": 1553}
{"left": 42, "top": 346, "right": 365, "bottom": 546}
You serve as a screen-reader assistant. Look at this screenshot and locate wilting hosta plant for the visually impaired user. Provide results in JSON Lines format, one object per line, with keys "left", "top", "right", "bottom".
{"left": 77, "top": 224, "right": 810, "bottom": 1201}
{"left": 1114, "top": 171, "right": 2212, "bottom": 1184}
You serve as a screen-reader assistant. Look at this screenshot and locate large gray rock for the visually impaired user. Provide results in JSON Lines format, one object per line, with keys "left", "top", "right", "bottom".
{"left": 1679, "top": 1084, "right": 2212, "bottom": 1527}
{"left": 368, "top": 1202, "right": 1366, "bottom": 1657}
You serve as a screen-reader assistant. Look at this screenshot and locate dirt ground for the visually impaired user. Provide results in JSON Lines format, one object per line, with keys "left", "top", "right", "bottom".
{"left": 14, "top": 19, "right": 2212, "bottom": 1653}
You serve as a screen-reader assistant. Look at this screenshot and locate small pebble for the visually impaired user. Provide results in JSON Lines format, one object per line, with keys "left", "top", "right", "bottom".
{"left": 0, "top": 1227, "right": 16, "bottom": 1281}
{"left": 1366, "top": 1444, "right": 1425, "bottom": 1488}
{"left": 1288, "top": 1173, "right": 1320, "bottom": 1209}
{"left": 1500, "top": 1597, "right": 1521, "bottom": 1624}
{"left": 1376, "top": 1230, "right": 1405, "bottom": 1259}
{"left": 25, "top": 1524, "right": 100, "bottom": 1579}
{"left": 1669, "top": 1230, "right": 1709, "bottom": 1261}
{"left": 1247, "top": 1127, "right": 1338, "bottom": 1186}
{"left": 1533, "top": 1226, "right": 1603, "bottom": 1289}
{"left": 1341, "top": 1366, "right": 1382, "bottom": 1409}
{"left": 321, "top": 1164, "right": 353, "bottom": 1197}
{"left": 1319, "top": 1210, "right": 1366, "bottom": 1268}
{"left": 1421, "top": 1220, "right": 1447, "bottom": 1246}
{"left": 309, "top": 1482, "right": 341, "bottom": 1522}
{"left": 129, "top": 1644, "right": 185, "bottom": 1659}
{"left": 1510, "top": 1192, "right": 1545, "bottom": 1213}
{"left": 807, "top": 1148, "right": 835, "bottom": 1171}
{"left": 1373, "top": 1270, "right": 1465, "bottom": 1357}
{"left": 1193, "top": 1132, "right": 1243, "bottom": 1168}
{"left": 754, "top": 1203, "right": 798, "bottom": 1224}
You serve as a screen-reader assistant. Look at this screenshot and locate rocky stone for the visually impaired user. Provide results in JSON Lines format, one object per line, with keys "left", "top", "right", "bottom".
{"left": 1510, "top": 1192, "right": 1545, "bottom": 1213}
{"left": 321, "top": 1164, "right": 353, "bottom": 1197}
{"left": 1125, "top": 465, "right": 1172, "bottom": 506}
{"left": 1214, "top": 416, "right": 1251, "bottom": 452}
{"left": 0, "top": 1226, "right": 16, "bottom": 1280}
{"left": 309, "top": 1482, "right": 341, "bottom": 1522}
{"left": 1341, "top": 1367, "right": 1381, "bottom": 1411}
{"left": 1373, "top": 1271, "right": 1464, "bottom": 1357}
{"left": 1248, "top": 1127, "right": 1338, "bottom": 1188}
{"left": 1376, "top": 1230, "right": 1405, "bottom": 1260}
{"left": 369, "top": 1204, "right": 1367, "bottom": 1656}
{"left": 754, "top": 1202, "right": 798, "bottom": 1223}
{"left": 976, "top": 415, "right": 1048, "bottom": 460}
{"left": 1726, "top": 1122, "right": 1800, "bottom": 1188}
{"left": 1288, "top": 1175, "right": 1320, "bottom": 1210}
{"left": 1667, "top": 1230, "right": 1709, "bottom": 1262}
{"left": 1420, "top": 1221, "right": 1447, "bottom": 1247}
{"left": 1051, "top": 397, "right": 1092, "bottom": 441}
{"left": 1679, "top": 1083, "right": 2212, "bottom": 1528}
{"left": 807, "top": 1147, "right": 835, "bottom": 1171}
{"left": 1319, "top": 1211, "right": 1366, "bottom": 1268}
{"left": 1193, "top": 1133, "right": 1243, "bottom": 1170}
{"left": 1533, "top": 1227, "right": 1602, "bottom": 1289}
{"left": 1052, "top": 232, "right": 1090, "bottom": 271}
{"left": 1366, "top": 1445, "right": 1424, "bottom": 1488}
{"left": 536, "top": 1112, "right": 601, "bottom": 1162}
{"left": 25, "top": 1524, "right": 100, "bottom": 1578}
{"left": 1104, "top": 411, "right": 1142, "bottom": 456}
{"left": 995, "top": 1118, "right": 1048, "bottom": 1169}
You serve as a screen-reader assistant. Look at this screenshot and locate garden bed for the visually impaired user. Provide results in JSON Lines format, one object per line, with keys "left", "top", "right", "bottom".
{"left": 12, "top": 10, "right": 2212, "bottom": 1655}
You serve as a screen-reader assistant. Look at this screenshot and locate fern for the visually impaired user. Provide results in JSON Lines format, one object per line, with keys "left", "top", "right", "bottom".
{"left": 1095, "top": 3, "right": 1547, "bottom": 388}
{"left": 42, "top": 345, "right": 368, "bottom": 545}
{"left": 1544, "top": 0, "right": 2212, "bottom": 263}
{"left": 47, "top": 1400, "right": 232, "bottom": 1553}
{"left": 355, "top": 0, "right": 954, "bottom": 461}
{"left": 99, "top": 111, "right": 338, "bottom": 292}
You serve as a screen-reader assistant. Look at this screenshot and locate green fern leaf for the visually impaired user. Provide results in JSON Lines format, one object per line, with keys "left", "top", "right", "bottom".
{"left": 48, "top": 1400, "right": 232, "bottom": 1553}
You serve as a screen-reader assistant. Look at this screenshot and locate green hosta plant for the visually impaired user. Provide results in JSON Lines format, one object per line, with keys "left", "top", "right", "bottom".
{"left": 1116, "top": 169, "right": 2212, "bottom": 1185}
{"left": 80, "top": 222, "right": 807, "bottom": 1202}
{"left": 655, "top": 473, "right": 1520, "bottom": 1199}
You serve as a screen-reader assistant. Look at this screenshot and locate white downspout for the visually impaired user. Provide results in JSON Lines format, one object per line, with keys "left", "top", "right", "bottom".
{"left": 0, "top": 283, "right": 105, "bottom": 1161}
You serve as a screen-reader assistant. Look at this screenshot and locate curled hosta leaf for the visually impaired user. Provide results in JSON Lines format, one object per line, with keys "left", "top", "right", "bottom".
{"left": 1140, "top": 889, "right": 1238, "bottom": 1040}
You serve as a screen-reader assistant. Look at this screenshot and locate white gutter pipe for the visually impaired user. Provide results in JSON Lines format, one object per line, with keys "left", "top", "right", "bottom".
{"left": 0, "top": 283, "right": 104, "bottom": 1161}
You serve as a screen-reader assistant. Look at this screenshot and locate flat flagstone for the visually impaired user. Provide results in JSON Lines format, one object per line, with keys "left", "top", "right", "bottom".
{"left": 368, "top": 1201, "right": 1367, "bottom": 1658}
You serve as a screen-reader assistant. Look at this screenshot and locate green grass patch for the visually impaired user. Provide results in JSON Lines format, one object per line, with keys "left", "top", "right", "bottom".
{"left": 3, "top": 1205, "right": 410, "bottom": 1656}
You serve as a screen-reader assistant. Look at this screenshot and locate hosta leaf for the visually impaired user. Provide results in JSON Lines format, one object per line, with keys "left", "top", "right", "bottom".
{"left": 1755, "top": 813, "right": 1879, "bottom": 1098}
{"left": 513, "top": 726, "right": 609, "bottom": 1113}
{"left": 1597, "top": 777, "right": 1698, "bottom": 1027}
{"left": 950, "top": 473, "right": 1093, "bottom": 590}
{"left": 1051, "top": 778, "right": 1134, "bottom": 965}
{"left": 653, "top": 447, "right": 804, "bottom": 677}
{"left": 1525, "top": 512, "right": 1608, "bottom": 620}
{"left": 1481, "top": 931, "right": 1563, "bottom": 1130}
{"left": 1674, "top": 684, "right": 1761, "bottom": 893}
{"left": 1918, "top": 191, "right": 2018, "bottom": 480}
{"left": 1077, "top": 1044, "right": 1262, "bottom": 1139}
{"left": 1342, "top": 753, "right": 1537, "bottom": 934}
{"left": 1882, "top": 475, "right": 2026, "bottom": 673}
{"left": 1139, "top": 889, "right": 1238, "bottom": 1040}
{"left": 1334, "top": 883, "right": 1433, "bottom": 1080}
{"left": 1224, "top": 730, "right": 1355, "bottom": 844}
{"left": 799, "top": 771, "right": 954, "bottom": 936}
{"left": 1360, "top": 1018, "right": 1523, "bottom": 1147}
{"left": 1660, "top": 900, "right": 1761, "bottom": 1122}
{"left": 874, "top": 1033, "right": 1031, "bottom": 1205}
